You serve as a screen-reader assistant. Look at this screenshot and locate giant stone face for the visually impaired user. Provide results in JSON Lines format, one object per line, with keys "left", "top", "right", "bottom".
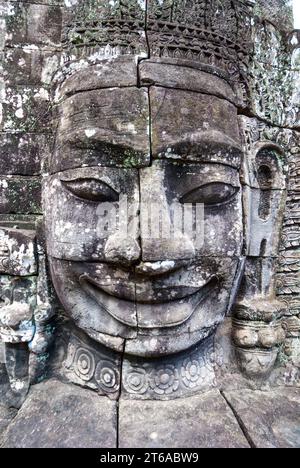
{"left": 44, "top": 61, "right": 244, "bottom": 357}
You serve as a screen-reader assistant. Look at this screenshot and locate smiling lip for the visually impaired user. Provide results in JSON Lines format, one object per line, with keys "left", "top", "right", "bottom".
{"left": 79, "top": 273, "right": 216, "bottom": 305}
{"left": 79, "top": 271, "right": 217, "bottom": 328}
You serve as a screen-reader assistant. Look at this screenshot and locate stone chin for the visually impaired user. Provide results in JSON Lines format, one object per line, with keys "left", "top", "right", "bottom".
{"left": 49, "top": 256, "right": 242, "bottom": 357}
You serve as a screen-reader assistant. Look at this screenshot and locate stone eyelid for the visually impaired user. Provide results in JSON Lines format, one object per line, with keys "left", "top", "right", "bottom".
{"left": 179, "top": 182, "right": 239, "bottom": 206}
{"left": 60, "top": 178, "right": 119, "bottom": 203}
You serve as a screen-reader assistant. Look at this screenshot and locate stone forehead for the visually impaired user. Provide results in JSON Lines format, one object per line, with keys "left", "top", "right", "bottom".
{"left": 54, "top": 57, "right": 236, "bottom": 105}
{"left": 50, "top": 82, "right": 242, "bottom": 173}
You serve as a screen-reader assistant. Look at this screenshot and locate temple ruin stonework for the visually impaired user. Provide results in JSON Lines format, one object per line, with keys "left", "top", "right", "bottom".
{"left": 0, "top": 0, "right": 299, "bottom": 448}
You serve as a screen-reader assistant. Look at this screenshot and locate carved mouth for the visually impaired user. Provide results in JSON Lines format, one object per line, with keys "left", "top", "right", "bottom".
{"left": 80, "top": 273, "right": 214, "bottom": 304}
{"left": 79, "top": 272, "right": 217, "bottom": 328}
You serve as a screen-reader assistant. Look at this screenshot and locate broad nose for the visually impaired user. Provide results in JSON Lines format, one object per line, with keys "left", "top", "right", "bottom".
{"left": 103, "top": 164, "right": 196, "bottom": 268}
{"left": 104, "top": 232, "right": 141, "bottom": 267}
{"left": 139, "top": 165, "right": 195, "bottom": 263}
{"left": 103, "top": 230, "right": 194, "bottom": 268}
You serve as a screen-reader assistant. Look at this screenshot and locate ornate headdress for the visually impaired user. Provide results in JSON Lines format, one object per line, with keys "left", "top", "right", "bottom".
{"left": 61, "top": 0, "right": 255, "bottom": 102}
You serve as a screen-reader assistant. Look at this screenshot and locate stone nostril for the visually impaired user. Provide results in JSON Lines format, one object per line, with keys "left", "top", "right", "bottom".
{"left": 104, "top": 232, "right": 141, "bottom": 266}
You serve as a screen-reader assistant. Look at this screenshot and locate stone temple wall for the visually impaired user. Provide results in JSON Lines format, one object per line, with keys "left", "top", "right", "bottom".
{"left": 0, "top": 1, "right": 62, "bottom": 389}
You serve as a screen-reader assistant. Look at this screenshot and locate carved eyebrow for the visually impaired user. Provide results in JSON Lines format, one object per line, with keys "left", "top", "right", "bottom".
{"left": 57, "top": 132, "right": 137, "bottom": 157}
{"left": 156, "top": 131, "right": 243, "bottom": 158}
{"left": 158, "top": 145, "right": 242, "bottom": 169}
{"left": 184, "top": 177, "right": 241, "bottom": 188}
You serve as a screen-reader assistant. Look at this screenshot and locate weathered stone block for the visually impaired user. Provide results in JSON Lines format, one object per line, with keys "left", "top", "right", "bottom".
{"left": 150, "top": 87, "right": 241, "bottom": 166}
{"left": 56, "top": 56, "right": 138, "bottom": 101}
{"left": 1, "top": 86, "right": 51, "bottom": 132}
{"left": 0, "top": 133, "right": 52, "bottom": 175}
{"left": 0, "top": 176, "right": 41, "bottom": 214}
{"left": 2, "top": 379, "right": 117, "bottom": 448}
{"left": 51, "top": 87, "right": 150, "bottom": 172}
{"left": 139, "top": 60, "right": 236, "bottom": 104}
{"left": 2, "top": 47, "right": 60, "bottom": 86}
{"left": 119, "top": 390, "right": 250, "bottom": 448}
{"left": 1, "top": 2, "right": 62, "bottom": 48}
{"left": 223, "top": 388, "right": 300, "bottom": 448}
{"left": 0, "top": 214, "right": 37, "bottom": 230}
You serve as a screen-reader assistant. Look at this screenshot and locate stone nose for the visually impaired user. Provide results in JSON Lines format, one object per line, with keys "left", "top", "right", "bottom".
{"left": 104, "top": 232, "right": 141, "bottom": 267}
{"left": 138, "top": 166, "right": 196, "bottom": 263}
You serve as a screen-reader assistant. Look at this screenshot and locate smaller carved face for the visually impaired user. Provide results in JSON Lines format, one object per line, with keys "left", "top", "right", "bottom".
{"left": 45, "top": 63, "right": 244, "bottom": 357}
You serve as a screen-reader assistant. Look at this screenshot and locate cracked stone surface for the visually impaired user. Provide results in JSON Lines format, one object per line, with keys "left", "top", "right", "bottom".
{"left": 1, "top": 379, "right": 117, "bottom": 448}
{"left": 119, "top": 390, "right": 250, "bottom": 448}
{"left": 223, "top": 387, "right": 300, "bottom": 448}
{"left": 2, "top": 383, "right": 299, "bottom": 448}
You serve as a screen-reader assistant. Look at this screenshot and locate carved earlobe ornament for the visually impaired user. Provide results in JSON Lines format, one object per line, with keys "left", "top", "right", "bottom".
{"left": 233, "top": 118, "right": 300, "bottom": 378}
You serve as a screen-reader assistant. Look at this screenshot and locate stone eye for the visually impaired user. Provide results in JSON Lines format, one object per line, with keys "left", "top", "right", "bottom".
{"left": 61, "top": 178, "right": 119, "bottom": 202}
{"left": 180, "top": 182, "right": 238, "bottom": 206}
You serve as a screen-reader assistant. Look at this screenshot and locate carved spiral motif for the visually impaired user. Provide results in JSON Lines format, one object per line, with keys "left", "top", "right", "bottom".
{"left": 95, "top": 361, "right": 119, "bottom": 393}
{"left": 181, "top": 358, "right": 205, "bottom": 389}
{"left": 150, "top": 365, "right": 179, "bottom": 395}
{"left": 74, "top": 347, "right": 95, "bottom": 381}
{"left": 124, "top": 368, "right": 148, "bottom": 395}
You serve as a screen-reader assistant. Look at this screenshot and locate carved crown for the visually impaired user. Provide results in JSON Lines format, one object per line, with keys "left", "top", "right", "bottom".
{"left": 62, "top": 0, "right": 254, "bottom": 84}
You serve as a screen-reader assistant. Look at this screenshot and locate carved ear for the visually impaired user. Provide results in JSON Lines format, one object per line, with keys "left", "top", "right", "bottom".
{"left": 233, "top": 146, "right": 289, "bottom": 378}
{"left": 243, "top": 145, "right": 287, "bottom": 257}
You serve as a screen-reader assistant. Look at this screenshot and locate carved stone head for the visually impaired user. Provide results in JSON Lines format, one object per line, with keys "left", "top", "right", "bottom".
{"left": 43, "top": 0, "right": 289, "bottom": 362}
{"left": 45, "top": 63, "right": 245, "bottom": 357}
